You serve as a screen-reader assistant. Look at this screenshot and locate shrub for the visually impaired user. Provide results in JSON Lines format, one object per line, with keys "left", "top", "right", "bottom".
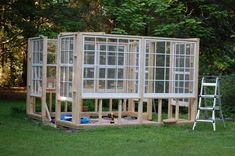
{"left": 220, "top": 74, "right": 235, "bottom": 120}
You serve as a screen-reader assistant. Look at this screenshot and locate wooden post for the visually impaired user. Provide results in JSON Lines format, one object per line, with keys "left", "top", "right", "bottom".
{"left": 31, "top": 97, "right": 36, "bottom": 113}
{"left": 41, "top": 36, "right": 48, "bottom": 119}
{"left": 123, "top": 99, "right": 127, "bottom": 112}
{"left": 158, "top": 99, "right": 162, "bottom": 123}
{"left": 55, "top": 100, "right": 61, "bottom": 120}
{"left": 138, "top": 99, "right": 143, "bottom": 123}
{"left": 55, "top": 34, "right": 61, "bottom": 123}
{"left": 168, "top": 42, "right": 174, "bottom": 119}
{"left": 128, "top": 99, "right": 134, "bottom": 112}
{"left": 26, "top": 39, "right": 35, "bottom": 114}
{"left": 26, "top": 38, "right": 32, "bottom": 115}
{"left": 192, "top": 39, "right": 200, "bottom": 121}
{"left": 187, "top": 99, "right": 192, "bottom": 121}
{"left": 175, "top": 99, "right": 179, "bottom": 121}
{"left": 109, "top": 99, "right": 112, "bottom": 112}
{"left": 118, "top": 99, "right": 122, "bottom": 120}
{"left": 146, "top": 42, "right": 154, "bottom": 120}
{"left": 138, "top": 38, "right": 145, "bottom": 123}
{"left": 99, "top": 99, "right": 102, "bottom": 122}
{"left": 72, "top": 33, "right": 82, "bottom": 125}
{"left": 191, "top": 99, "right": 197, "bottom": 122}
{"left": 147, "top": 99, "right": 153, "bottom": 120}
{"left": 168, "top": 99, "right": 173, "bottom": 119}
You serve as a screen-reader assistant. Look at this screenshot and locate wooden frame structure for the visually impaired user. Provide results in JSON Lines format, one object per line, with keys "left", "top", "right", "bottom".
{"left": 27, "top": 33, "right": 199, "bottom": 128}
{"left": 27, "top": 36, "right": 57, "bottom": 121}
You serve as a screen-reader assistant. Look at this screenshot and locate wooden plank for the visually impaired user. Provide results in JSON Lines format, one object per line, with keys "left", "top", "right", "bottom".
{"left": 72, "top": 33, "right": 82, "bottom": 125}
{"left": 192, "top": 39, "right": 200, "bottom": 121}
{"left": 168, "top": 99, "right": 173, "bottom": 119}
{"left": 128, "top": 99, "right": 134, "bottom": 112}
{"left": 28, "top": 113, "right": 43, "bottom": 121}
{"left": 158, "top": 99, "right": 162, "bottom": 123}
{"left": 123, "top": 99, "right": 127, "bottom": 112}
{"left": 168, "top": 42, "right": 174, "bottom": 119}
{"left": 163, "top": 118, "right": 177, "bottom": 124}
{"left": 188, "top": 99, "right": 192, "bottom": 121}
{"left": 55, "top": 34, "right": 61, "bottom": 122}
{"left": 175, "top": 99, "right": 179, "bottom": 121}
{"left": 137, "top": 38, "right": 145, "bottom": 123}
{"left": 147, "top": 99, "right": 153, "bottom": 120}
{"left": 31, "top": 97, "right": 36, "bottom": 113}
{"left": 55, "top": 100, "right": 61, "bottom": 120}
{"left": 56, "top": 120, "right": 79, "bottom": 129}
{"left": 27, "top": 38, "right": 32, "bottom": 115}
{"left": 41, "top": 36, "right": 48, "bottom": 119}
{"left": 146, "top": 42, "right": 154, "bottom": 120}
{"left": 45, "top": 103, "right": 52, "bottom": 121}
{"left": 99, "top": 99, "right": 102, "bottom": 122}
{"left": 118, "top": 99, "right": 122, "bottom": 120}
{"left": 82, "top": 33, "right": 199, "bottom": 42}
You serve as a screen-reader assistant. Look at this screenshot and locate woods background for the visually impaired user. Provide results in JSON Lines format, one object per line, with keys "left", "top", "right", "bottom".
{"left": 0, "top": 0, "right": 234, "bottom": 87}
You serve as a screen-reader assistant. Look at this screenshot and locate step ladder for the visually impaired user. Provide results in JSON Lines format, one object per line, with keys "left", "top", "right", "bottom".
{"left": 192, "top": 76, "right": 225, "bottom": 131}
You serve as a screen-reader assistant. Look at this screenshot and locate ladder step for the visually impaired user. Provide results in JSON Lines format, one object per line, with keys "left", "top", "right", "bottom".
{"left": 199, "top": 106, "right": 220, "bottom": 110}
{"left": 202, "top": 83, "right": 216, "bottom": 86}
{"left": 196, "top": 119, "right": 214, "bottom": 123}
{"left": 199, "top": 95, "right": 220, "bottom": 98}
{"left": 199, "top": 107, "right": 214, "bottom": 110}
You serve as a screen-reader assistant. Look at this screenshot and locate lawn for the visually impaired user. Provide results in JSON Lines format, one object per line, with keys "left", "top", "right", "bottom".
{"left": 0, "top": 99, "right": 235, "bottom": 156}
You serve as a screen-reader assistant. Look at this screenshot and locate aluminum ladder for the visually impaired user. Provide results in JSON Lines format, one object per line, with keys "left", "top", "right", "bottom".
{"left": 192, "top": 76, "right": 225, "bottom": 131}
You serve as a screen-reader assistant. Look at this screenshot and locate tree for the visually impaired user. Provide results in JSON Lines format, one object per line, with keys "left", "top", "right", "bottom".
{"left": 101, "top": 0, "right": 235, "bottom": 74}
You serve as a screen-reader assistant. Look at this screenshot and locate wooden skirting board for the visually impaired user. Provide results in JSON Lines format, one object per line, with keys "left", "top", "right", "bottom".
{"left": 163, "top": 118, "right": 194, "bottom": 124}
{"left": 56, "top": 118, "right": 159, "bottom": 129}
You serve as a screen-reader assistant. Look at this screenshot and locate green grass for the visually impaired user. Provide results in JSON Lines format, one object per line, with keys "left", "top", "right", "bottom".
{"left": 1, "top": 99, "right": 235, "bottom": 156}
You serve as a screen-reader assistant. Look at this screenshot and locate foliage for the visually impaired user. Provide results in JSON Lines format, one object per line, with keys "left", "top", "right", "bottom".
{"left": 221, "top": 74, "right": 235, "bottom": 119}
{"left": 102, "top": 0, "right": 235, "bottom": 75}
{"left": 0, "top": 0, "right": 234, "bottom": 87}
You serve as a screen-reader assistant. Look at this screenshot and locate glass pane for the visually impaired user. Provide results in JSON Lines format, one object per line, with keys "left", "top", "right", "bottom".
{"left": 84, "top": 51, "right": 94, "bottom": 64}
{"left": 107, "top": 80, "right": 115, "bottom": 89}
{"left": 84, "top": 44, "right": 95, "bottom": 50}
{"left": 118, "top": 46, "right": 124, "bottom": 52}
{"left": 99, "top": 68, "right": 105, "bottom": 78}
{"left": 69, "top": 50, "right": 73, "bottom": 64}
{"left": 68, "top": 83, "right": 72, "bottom": 97}
{"left": 108, "top": 52, "right": 116, "bottom": 65}
{"left": 107, "top": 68, "right": 116, "bottom": 79}
{"left": 84, "top": 80, "right": 94, "bottom": 89}
{"left": 108, "top": 45, "right": 116, "bottom": 51}
{"left": 99, "top": 52, "right": 106, "bottom": 65}
{"left": 85, "top": 37, "right": 95, "bottom": 41}
{"left": 155, "top": 81, "right": 164, "bottom": 93}
{"left": 118, "top": 53, "right": 124, "bottom": 65}
{"left": 60, "top": 67, "right": 65, "bottom": 81}
{"left": 100, "top": 45, "right": 106, "bottom": 51}
{"left": 117, "top": 80, "right": 123, "bottom": 89}
{"left": 155, "top": 68, "right": 164, "bottom": 80}
{"left": 69, "top": 67, "right": 72, "bottom": 81}
{"left": 84, "top": 68, "right": 94, "bottom": 78}
{"left": 186, "top": 44, "right": 190, "bottom": 55}
{"left": 156, "top": 42, "right": 165, "bottom": 54}
{"left": 118, "top": 69, "right": 124, "bottom": 79}
{"left": 98, "top": 80, "right": 105, "bottom": 90}
{"left": 156, "top": 55, "right": 165, "bottom": 67}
